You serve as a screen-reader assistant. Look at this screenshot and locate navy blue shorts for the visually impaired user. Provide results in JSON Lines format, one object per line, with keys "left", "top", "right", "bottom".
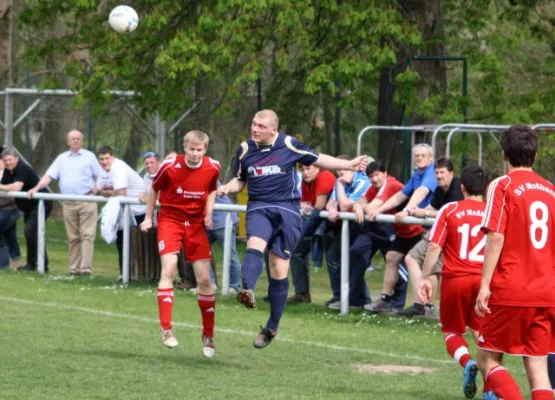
{"left": 246, "top": 202, "right": 302, "bottom": 260}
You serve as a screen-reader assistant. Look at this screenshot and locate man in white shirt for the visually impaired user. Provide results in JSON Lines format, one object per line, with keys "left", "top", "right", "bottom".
{"left": 29, "top": 130, "right": 102, "bottom": 276}
{"left": 97, "top": 146, "right": 146, "bottom": 277}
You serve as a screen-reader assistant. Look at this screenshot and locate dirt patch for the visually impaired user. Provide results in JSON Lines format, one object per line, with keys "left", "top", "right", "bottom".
{"left": 352, "top": 363, "right": 434, "bottom": 375}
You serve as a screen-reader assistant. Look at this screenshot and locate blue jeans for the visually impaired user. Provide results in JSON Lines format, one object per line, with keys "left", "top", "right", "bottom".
{"left": 0, "top": 209, "right": 22, "bottom": 268}
{"left": 206, "top": 225, "right": 242, "bottom": 290}
{"left": 311, "top": 220, "right": 326, "bottom": 267}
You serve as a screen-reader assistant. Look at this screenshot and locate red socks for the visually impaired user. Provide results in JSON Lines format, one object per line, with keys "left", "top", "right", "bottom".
{"left": 445, "top": 334, "right": 472, "bottom": 368}
{"left": 486, "top": 365, "right": 524, "bottom": 400}
{"left": 531, "top": 389, "right": 553, "bottom": 400}
{"left": 157, "top": 288, "right": 174, "bottom": 330}
{"left": 197, "top": 293, "right": 216, "bottom": 337}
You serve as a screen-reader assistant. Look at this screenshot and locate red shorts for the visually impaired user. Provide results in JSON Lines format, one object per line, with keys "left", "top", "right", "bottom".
{"left": 478, "top": 305, "right": 555, "bottom": 357}
{"left": 440, "top": 275, "right": 481, "bottom": 335}
{"left": 157, "top": 218, "right": 211, "bottom": 262}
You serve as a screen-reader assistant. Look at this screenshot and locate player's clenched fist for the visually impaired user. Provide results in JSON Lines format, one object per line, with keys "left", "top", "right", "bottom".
{"left": 349, "top": 155, "right": 368, "bottom": 173}
{"left": 216, "top": 185, "right": 230, "bottom": 197}
{"left": 140, "top": 217, "right": 152, "bottom": 232}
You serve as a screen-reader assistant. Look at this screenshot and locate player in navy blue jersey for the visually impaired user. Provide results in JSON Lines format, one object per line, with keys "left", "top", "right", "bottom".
{"left": 217, "top": 109, "right": 367, "bottom": 349}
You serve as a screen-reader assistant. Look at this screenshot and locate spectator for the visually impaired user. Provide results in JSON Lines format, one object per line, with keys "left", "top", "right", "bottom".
{"left": 0, "top": 155, "right": 22, "bottom": 270}
{"left": 206, "top": 180, "right": 242, "bottom": 294}
{"left": 366, "top": 144, "right": 436, "bottom": 313}
{"left": 29, "top": 130, "right": 101, "bottom": 276}
{"left": 140, "top": 151, "right": 161, "bottom": 204}
{"left": 288, "top": 164, "right": 335, "bottom": 303}
{"left": 97, "top": 146, "right": 146, "bottom": 279}
{"left": 324, "top": 156, "right": 370, "bottom": 308}
{"left": 398, "top": 157, "right": 464, "bottom": 317}
{"left": 0, "top": 148, "right": 52, "bottom": 272}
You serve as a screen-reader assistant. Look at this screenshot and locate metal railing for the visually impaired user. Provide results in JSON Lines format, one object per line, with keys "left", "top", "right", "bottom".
{"left": 0, "top": 191, "right": 434, "bottom": 315}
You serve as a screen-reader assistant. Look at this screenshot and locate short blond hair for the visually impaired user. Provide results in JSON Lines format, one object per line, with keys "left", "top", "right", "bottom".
{"left": 255, "top": 109, "right": 279, "bottom": 129}
{"left": 183, "top": 130, "right": 210, "bottom": 148}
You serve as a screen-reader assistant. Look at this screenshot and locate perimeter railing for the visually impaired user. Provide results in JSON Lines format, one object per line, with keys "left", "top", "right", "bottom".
{"left": 0, "top": 191, "right": 433, "bottom": 315}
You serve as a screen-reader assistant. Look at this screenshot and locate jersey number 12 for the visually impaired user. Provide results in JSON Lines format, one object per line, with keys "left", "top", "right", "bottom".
{"left": 457, "top": 224, "right": 486, "bottom": 262}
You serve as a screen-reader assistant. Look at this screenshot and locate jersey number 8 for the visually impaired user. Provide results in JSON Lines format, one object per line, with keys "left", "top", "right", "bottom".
{"left": 530, "top": 201, "right": 549, "bottom": 250}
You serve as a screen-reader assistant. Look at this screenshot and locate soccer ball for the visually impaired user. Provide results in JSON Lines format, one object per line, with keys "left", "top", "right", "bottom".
{"left": 108, "top": 5, "right": 139, "bottom": 34}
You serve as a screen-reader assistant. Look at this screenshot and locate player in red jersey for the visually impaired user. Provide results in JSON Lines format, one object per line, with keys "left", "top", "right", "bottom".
{"left": 140, "top": 130, "right": 220, "bottom": 358}
{"left": 419, "top": 165, "right": 488, "bottom": 399}
{"left": 475, "top": 125, "right": 555, "bottom": 400}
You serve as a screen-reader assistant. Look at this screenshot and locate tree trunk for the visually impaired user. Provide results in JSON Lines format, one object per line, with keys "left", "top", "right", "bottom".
{"left": 0, "top": 0, "right": 13, "bottom": 145}
{"left": 377, "top": 0, "right": 446, "bottom": 179}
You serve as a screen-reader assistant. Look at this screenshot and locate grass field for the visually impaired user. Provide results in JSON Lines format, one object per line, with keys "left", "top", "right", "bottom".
{"left": 0, "top": 218, "right": 532, "bottom": 399}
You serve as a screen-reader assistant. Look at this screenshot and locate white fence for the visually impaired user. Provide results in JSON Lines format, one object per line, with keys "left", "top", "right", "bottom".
{"left": 0, "top": 191, "right": 434, "bottom": 315}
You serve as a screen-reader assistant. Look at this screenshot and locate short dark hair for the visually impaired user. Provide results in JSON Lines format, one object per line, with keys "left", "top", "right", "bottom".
{"left": 366, "top": 161, "right": 386, "bottom": 175}
{"left": 460, "top": 165, "right": 487, "bottom": 196}
{"left": 500, "top": 124, "right": 537, "bottom": 168}
{"left": 98, "top": 146, "right": 113, "bottom": 156}
{"left": 435, "top": 157, "right": 454, "bottom": 172}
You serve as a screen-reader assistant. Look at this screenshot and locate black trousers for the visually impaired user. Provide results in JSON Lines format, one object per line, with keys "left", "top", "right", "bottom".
{"left": 23, "top": 201, "right": 53, "bottom": 271}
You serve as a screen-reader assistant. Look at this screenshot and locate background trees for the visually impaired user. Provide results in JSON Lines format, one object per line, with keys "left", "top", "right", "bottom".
{"left": 0, "top": 0, "right": 552, "bottom": 178}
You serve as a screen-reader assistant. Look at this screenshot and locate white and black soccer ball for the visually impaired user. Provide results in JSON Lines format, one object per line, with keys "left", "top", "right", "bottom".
{"left": 108, "top": 5, "right": 139, "bottom": 34}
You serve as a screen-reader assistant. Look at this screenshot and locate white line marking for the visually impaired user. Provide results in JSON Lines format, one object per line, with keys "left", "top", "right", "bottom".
{"left": 0, "top": 296, "right": 451, "bottom": 365}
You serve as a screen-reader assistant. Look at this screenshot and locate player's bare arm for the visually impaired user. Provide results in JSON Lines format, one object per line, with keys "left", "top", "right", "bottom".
{"left": 314, "top": 154, "right": 368, "bottom": 173}
{"left": 140, "top": 189, "right": 158, "bottom": 232}
{"left": 217, "top": 178, "right": 245, "bottom": 197}
{"left": 367, "top": 191, "right": 407, "bottom": 221}
{"left": 475, "top": 231, "right": 505, "bottom": 318}
{"left": 418, "top": 242, "right": 442, "bottom": 304}
{"left": 204, "top": 190, "right": 217, "bottom": 230}
{"left": 395, "top": 186, "right": 431, "bottom": 223}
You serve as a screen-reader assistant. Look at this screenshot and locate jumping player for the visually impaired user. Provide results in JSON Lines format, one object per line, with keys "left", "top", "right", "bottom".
{"left": 419, "top": 165, "right": 488, "bottom": 399}
{"left": 140, "top": 131, "right": 220, "bottom": 358}
{"left": 475, "top": 124, "right": 555, "bottom": 400}
{"left": 217, "top": 109, "right": 367, "bottom": 349}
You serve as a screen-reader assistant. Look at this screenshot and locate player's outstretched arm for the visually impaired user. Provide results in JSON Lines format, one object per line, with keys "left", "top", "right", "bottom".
{"left": 314, "top": 154, "right": 367, "bottom": 173}
{"left": 140, "top": 189, "right": 158, "bottom": 232}
{"left": 217, "top": 178, "right": 245, "bottom": 197}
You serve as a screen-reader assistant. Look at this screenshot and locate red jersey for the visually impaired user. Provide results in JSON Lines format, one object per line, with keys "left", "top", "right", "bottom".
{"left": 364, "top": 176, "right": 424, "bottom": 238}
{"left": 429, "top": 199, "right": 486, "bottom": 278}
{"left": 152, "top": 154, "right": 220, "bottom": 224}
{"left": 481, "top": 170, "right": 555, "bottom": 307}
{"left": 301, "top": 170, "right": 336, "bottom": 206}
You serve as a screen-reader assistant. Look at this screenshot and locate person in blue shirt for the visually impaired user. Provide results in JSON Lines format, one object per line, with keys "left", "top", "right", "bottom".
{"left": 367, "top": 143, "right": 437, "bottom": 313}
{"left": 207, "top": 181, "right": 242, "bottom": 294}
{"left": 218, "top": 109, "right": 367, "bottom": 349}
{"left": 323, "top": 162, "right": 370, "bottom": 308}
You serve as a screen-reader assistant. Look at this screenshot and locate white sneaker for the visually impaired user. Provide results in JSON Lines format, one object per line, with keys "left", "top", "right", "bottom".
{"left": 162, "top": 329, "right": 178, "bottom": 348}
{"left": 202, "top": 334, "right": 215, "bottom": 358}
{"left": 228, "top": 287, "right": 239, "bottom": 295}
{"left": 327, "top": 300, "right": 341, "bottom": 310}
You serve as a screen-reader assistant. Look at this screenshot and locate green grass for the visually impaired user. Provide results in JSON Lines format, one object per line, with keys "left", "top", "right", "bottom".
{"left": 1, "top": 218, "right": 532, "bottom": 399}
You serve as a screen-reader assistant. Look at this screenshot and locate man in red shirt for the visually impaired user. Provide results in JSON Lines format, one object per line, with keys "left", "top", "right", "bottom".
{"left": 288, "top": 164, "right": 335, "bottom": 303}
{"left": 140, "top": 130, "right": 220, "bottom": 359}
{"left": 419, "top": 165, "right": 488, "bottom": 399}
{"left": 475, "top": 125, "right": 555, "bottom": 400}
{"left": 363, "top": 163, "right": 425, "bottom": 313}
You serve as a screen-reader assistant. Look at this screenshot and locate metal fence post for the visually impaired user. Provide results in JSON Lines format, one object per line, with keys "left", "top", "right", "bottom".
{"left": 222, "top": 212, "right": 233, "bottom": 296}
{"left": 4, "top": 93, "right": 13, "bottom": 147}
{"left": 340, "top": 219, "right": 350, "bottom": 315}
{"left": 37, "top": 199, "right": 46, "bottom": 274}
{"left": 122, "top": 204, "right": 131, "bottom": 284}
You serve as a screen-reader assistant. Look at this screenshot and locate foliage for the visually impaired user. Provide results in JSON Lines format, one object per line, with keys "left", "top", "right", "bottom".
{"left": 18, "top": 0, "right": 421, "bottom": 126}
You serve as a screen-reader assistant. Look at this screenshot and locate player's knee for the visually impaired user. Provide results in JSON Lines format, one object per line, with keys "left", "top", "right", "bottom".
{"left": 385, "top": 253, "right": 401, "bottom": 267}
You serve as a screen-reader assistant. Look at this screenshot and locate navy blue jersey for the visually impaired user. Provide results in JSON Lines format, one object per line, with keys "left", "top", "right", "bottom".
{"left": 233, "top": 133, "right": 319, "bottom": 203}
